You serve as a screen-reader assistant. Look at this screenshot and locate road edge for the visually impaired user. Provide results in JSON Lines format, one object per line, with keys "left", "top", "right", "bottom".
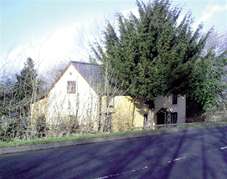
{"left": 0, "top": 132, "right": 160, "bottom": 155}
{"left": 1, "top": 125, "right": 227, "bottom": 156}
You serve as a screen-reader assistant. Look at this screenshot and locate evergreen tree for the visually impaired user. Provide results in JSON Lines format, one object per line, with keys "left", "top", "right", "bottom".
{"left": 0, "top": 78, "right": 15, "bottom": 116}
{"left": 188, "top": 51, "right": 226, "bottom": 111}
{"left": 14, "top": 57, "right": 39, "bottom": 117}
{"left": 92, "top": 0, "right": 225, "bottom": 112}
{"left": 0, "top": 58, "right": 40, "bottom": 140}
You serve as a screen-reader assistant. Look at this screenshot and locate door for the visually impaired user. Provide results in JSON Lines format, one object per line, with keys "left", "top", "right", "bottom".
{"left": 156, "top": 109, "right": 167, "bottom": 125}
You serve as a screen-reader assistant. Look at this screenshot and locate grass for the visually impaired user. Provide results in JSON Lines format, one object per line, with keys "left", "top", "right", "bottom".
{"left": 1, "top": 120, "right": 227, "bottom": 148}
{"left": 0, "top": 129, "right": 159, "bottom": 148}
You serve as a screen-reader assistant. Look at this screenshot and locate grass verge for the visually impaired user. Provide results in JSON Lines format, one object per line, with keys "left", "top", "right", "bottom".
{"left": 0, "top": 129, "right": 161, "bottom": 148}
{"left": 0, "top": 120, "right": 227, "bottom": 148}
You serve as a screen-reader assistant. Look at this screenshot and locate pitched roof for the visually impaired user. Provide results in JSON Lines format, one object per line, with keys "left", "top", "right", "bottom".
{"left": 71, "top": 61, "right": 104, "bottom": 93}
{"left": 45, "top": 61, "right": 104, "bottom": 97}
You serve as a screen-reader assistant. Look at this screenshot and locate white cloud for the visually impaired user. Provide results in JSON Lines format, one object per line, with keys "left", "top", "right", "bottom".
{"left": 193, "top": 2, "right": 227, "bottom": 29}
{"left": 0, "top": 7, "right": 139, "bottom": 79}
{"left": 201, "top": 3, "right": 227, "bottom": 22}
{"left": 0, "top": 19, "right": 105, "bottom": 78}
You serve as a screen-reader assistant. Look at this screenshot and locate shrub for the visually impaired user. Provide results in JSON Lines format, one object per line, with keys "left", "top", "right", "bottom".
{"left": 68, "top": 115, "right": 80, "bottom": 133}
{"left": 35, "top": 115, "right": 47, "bottom": 137}
{"left": 0, "top": 116, "right": 27, "bottom": 141}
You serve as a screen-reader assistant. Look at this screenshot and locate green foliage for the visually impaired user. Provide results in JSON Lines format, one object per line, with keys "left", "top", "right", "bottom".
{"left": 0, "top": 117, "right": 27, "bottom": 141}
{"left": 35, "top": 115, "right": 47, "bottom": 137}
{"left": 0, "top": 58, "right": 40, "bottom": 141}
{"left": 13, "top": 57, "right": 40, "bottom": 117}
{"left": 0, "top": 80, "right": 15, "bottom": 116}
{"left": 189, "top": 51, "right": 226, "bottom": 111}
{"left": 91, "top": 0, "right": 225, "bottom": 112}
{"left": 14, "top": 58, "right": 38, "bottom": 101}
{"left": 0, "top": 58, "right": 38, "bottom": 117}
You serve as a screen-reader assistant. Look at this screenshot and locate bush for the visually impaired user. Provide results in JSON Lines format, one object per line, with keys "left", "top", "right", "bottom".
{"left": 48, "top": 115, "right": 80, "bottom": 137}
{"left": 0, "top": 116, "right": 27, "bottom": 141}
{"left": 68, "top": 115, "right": 80, "bottom": 133}
{"left": 35, "top": 115, "right": 47, "bottom": 137}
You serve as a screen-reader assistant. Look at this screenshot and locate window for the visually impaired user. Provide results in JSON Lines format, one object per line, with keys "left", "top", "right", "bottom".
{"left": 172, "top": 94, "right": 178, "bottom": 104}
{"left": 171, "top": 112, "right": 178, "bottom": 123}
{"left": 67, "top": 81, "right": 76, "bottom": 94}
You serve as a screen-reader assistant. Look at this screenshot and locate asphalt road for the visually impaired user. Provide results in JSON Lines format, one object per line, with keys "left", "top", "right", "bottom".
{"left": 1, "top": 126, "right": 227, "bottom": 179}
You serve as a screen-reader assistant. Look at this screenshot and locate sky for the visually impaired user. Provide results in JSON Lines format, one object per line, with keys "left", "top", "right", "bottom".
{"left": 0, "top": 0, "right": 227, "bottom": 77}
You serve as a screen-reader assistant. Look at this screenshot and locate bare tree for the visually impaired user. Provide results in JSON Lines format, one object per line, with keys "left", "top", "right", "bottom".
{"left": 98, "top": 62, "right": 129, "bottom": 132}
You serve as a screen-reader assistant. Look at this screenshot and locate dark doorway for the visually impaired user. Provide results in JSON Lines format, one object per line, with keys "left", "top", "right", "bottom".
{"left": 143, "top": 113, "right": 148, "bottom": 128}
{"left": 171, "top": 112, "right": 178, "bottom": 123}
{"left": 156, "top": 108, "right": 167, "bottom": 125}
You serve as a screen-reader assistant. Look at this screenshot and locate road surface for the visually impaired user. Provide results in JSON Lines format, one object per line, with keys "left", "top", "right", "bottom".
{"left": 1, "top": 126, "right": 227, "bottom": 179}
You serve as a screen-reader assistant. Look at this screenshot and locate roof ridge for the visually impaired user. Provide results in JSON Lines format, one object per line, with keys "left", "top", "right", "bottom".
{"left": 70, "top": 60, "right": 101, "bottom": 66}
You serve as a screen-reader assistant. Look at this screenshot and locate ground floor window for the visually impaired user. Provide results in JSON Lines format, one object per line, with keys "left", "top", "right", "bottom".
{"left": 156, "top": 109, "right": 178, "bottom": 125}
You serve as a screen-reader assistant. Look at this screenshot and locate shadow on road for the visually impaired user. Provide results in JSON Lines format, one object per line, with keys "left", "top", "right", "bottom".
{"left": 1, "top": 126, "right": 227, "bottom": 179}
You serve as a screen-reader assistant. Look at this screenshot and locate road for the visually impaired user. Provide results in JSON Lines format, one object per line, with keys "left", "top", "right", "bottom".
{"left": 1, "top": 126, "right": 227, "bottom": 179}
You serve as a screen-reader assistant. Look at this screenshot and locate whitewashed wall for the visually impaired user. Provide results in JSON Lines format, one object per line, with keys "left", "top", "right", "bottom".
{"left": 154, "top": 95, "right": 186, "bottom": 123}
{"left": 47, "top": 64, "right": 99, "bottom": 129}
{"left": 44, "top": 63, "right": 186, "bottom": 129}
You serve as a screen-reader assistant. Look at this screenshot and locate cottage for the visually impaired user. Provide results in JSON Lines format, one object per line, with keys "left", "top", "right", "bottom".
{"left": 31, "top": 61, "right": 186, "bottom": 132}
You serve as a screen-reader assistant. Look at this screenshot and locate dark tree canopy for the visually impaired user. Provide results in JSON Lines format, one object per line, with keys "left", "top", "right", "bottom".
{"left": 0, "top": 58, "right": 40, "bottom": 117}
{"left": 14, "top": 58, "right": 37, "bottom": 101}
{"left": 92, "top": 0, "right": 225, "bottom": 111}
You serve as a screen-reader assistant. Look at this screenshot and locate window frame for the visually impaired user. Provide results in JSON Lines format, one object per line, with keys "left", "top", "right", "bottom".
{"left": 67, "top": 81, "right": 76, "bottom": 94}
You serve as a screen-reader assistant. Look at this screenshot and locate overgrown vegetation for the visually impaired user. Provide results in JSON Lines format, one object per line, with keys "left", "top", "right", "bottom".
{"left": 0, "top": 58, "right": 41, "bottom": 141}
{"left": 0, "top": 0, "right": 226, "bottom": 143}
{"left": 1, "top": 120, "right": 227, "bottom": 148}
{"left": 92, "top": 0, "right": 226, "bottom": 113}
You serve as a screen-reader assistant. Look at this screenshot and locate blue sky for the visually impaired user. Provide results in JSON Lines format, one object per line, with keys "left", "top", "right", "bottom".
{"left": 0, "top": 0, "right": 227, "bottom": 75}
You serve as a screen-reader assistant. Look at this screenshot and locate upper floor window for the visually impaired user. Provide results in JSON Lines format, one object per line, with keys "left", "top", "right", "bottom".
{"left": 67, "top": 81, "right": 76, "bottom": 94}
{"left": 172, "top": 94, "right": 178, "bottom": 104}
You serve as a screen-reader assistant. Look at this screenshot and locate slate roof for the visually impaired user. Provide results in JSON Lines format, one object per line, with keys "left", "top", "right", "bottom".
{"left": 71, "top": 61, "right": 104, "bottom": 94}
{"left": 38, "top": 61, "right": 104, "bottom": 100}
